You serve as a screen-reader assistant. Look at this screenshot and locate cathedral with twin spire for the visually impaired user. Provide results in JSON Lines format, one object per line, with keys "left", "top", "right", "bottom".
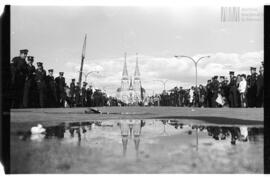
{"left": 116, "top": 53, "right": 143, "bottom": 105}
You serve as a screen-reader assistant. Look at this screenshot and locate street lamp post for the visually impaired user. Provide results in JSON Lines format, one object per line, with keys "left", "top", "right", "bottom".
{"left": 174, "top": 55, "right": 210, "bottom": 89}
{"left": 77, "top": 70, "right": 99, "bottom": 84}
{"left": 154, "top": 79, "right": 169, "bottom": 92}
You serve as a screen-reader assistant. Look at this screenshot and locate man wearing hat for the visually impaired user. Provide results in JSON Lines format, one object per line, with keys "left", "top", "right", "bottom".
{"left": 205, "top": 79, "right": 212, "bottom": 107}
{"left": 228, "top": 71, "right": 238, "bottom": 107}
{"left": 219, "top": 76, "right": 228, "bottom": 105}
{"left": 11, "top": 49, "right": 28, "bottom": 108}
{"left": 35, "top": 62, "right": 47, "bottom": 108}
{"left": 55, "top": 72, "right": 66, "bottom": 107}
{"left": 46, "top": 69, "right": 57, "bottom": 107}
{"left": 256, "top": 66, "right": 264, "bottom": 107}
{"left": 69, "top": 79, "right": 76, "bottom": 107}
{"left": 75, "top": 82, "right": 81, "bottom": 107}
{"left": 81, "top": 82, "right": 88, "bottom": 107}
{"left": 211, "top": 76, "right": 219, "bottom": 107}
{"left": 86, "top": 85, "right": 94, "bottom": 107}
{"left": 247, "top": 67, "right": 257, "bottom": 107}
{"left": 23, "top": 56, "right": 36, "bottom": 108}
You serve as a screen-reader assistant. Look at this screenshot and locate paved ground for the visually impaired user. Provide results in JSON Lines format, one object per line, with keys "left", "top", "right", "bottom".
{"left": 10, "top": 107, "right": 264, "bottom": 132}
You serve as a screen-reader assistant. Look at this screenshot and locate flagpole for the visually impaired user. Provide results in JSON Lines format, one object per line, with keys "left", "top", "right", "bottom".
{"left": 78, "top": 34, "right": 87, "bottom": 87}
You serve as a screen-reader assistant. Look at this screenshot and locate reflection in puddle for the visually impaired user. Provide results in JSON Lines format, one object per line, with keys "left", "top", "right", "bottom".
{"left": 13, "top": 119, "right": 263, "bottom": 173}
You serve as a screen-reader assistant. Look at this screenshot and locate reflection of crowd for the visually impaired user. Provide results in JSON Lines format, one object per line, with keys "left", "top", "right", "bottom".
{"left": 167, "top": 120, "right": 263, "bottom": 145}
{"left": 146, "top": 63, "right": 264, "bottom": 108}
{"left": 10, "top": 49, "right": 122, "bottom": 108}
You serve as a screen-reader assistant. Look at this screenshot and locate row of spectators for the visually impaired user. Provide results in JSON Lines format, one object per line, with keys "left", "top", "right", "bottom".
{"left": 145, "top": 63, "right": 264, "bottom": 108}
{"left": 10, "top": 49, "right": 264, "bottom": 108}
{"left": 10, "top": 49, "right": 120, "bottom": 108}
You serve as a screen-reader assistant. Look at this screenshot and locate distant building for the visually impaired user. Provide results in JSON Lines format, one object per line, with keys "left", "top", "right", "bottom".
{"left": 117, "top": 53, "right": 143, "bottom": 104}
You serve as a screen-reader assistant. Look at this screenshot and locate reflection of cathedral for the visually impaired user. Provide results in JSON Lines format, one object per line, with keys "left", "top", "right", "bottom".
{"left": 117, "top": 53, "right": 142, "bottom": 104}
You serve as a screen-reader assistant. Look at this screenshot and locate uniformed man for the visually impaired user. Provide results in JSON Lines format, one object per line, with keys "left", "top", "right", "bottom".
{"left": 46, "top": 69, "right": 57, "bottom": 107}
{"left": 35, "top": 62, "right": 47, "bottom": 108}
{"left": 86, "top": 85, "right": 93, "bottom": 107}
{"left": 81, "top": 82, "right": 88, "bottom": 107}
{"left": 247, "top": 67, "right": 257, "bottom": 107}
{"left": 178, "top": 87, "right": 184, "bottom": 107}
{"left": 11, "top": 49, "right": 28, "bottom": 108}
{"left": 75, "top": 82, "right": 81, "bottom": 107}
{"left": 228, "top": 71, "right": 238, "bottom": 107}
{"left": 211, "top": 76, "right": 219, "bottom": 107}
{"left": 219, "top": 76, "right": 227, "bottom": 104}
{"left": 205, "top": 80, "right": 211, "bottom": 107}
{"left": 69, "top": 79, "right": 76, "bottom": 107}
{"left": 23, "top": 56, "right": 36, "bottom": 108}
{"left": 55, "top": 72, "right": 66, "bottom": 107}
{"left": 256, "top": 65, "right": 264, "bottom": 107}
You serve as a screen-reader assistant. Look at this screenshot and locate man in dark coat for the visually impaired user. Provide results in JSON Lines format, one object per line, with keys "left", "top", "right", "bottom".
{"left": 35, "top": 62, "right": 47, "bottom": 108}
{"left": 81, "top": 82, "right": 88, "bottom": 107}
{"left": 86, "top": 85, "right": 93, "bottom": 107}
{"left": 75, "top": 82, "right": 81, "bottom": 107}
{"left": 69, "top": 79, "right": 76, "bottom": 107}
{"left": 228, "top": 71, "right": 238, "bottom": 107}
{"left": 206, "top": 80, "right": 212, "bottom": 107}
{"left": 11, "top": 49, "right": 28, "bottom": 108}
{"left": 46, "top": 69, "right": 57, "bottom": 107}
{"left": 55, "top": 72, "right": 66, "bottom": 107}
{"left": 211, "top": 76, "right": 219, "bottom": 108}
{"left": 23, "top": 56, "right": 36, "bottom": 108}
{"left": 256, "top": 66, "right": 264, "bottom": 107}
{"left": 247, "top": 67, "right": 257, "bottom": 107}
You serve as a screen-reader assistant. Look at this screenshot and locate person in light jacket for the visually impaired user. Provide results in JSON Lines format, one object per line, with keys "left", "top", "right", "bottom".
{"left": 238, "top": 74, "right": 247, "bottom": 107}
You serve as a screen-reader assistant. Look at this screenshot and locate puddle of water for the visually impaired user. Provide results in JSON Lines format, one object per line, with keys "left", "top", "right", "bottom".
{"left": 11, "top": 119, "right": 263, "bottom": 173}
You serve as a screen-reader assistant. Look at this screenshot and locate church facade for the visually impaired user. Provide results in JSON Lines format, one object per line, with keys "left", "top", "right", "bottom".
{"left": 117, "top": 53, "right": 142, "bottom": 105}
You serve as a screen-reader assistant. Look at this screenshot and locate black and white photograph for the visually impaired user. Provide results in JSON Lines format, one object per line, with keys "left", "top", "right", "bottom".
{"left": 0, "top": 2, "right": 267, "bottom": 174}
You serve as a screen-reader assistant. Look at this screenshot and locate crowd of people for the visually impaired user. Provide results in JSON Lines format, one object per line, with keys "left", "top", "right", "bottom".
{"left": 10, "top": 49, "right": 122, "bottom": 108}
{"left": 146, "top": 63, "right": 264, "bottom": 108}
{"left": 10, "top": 49, "right": 264, "bottom": 109}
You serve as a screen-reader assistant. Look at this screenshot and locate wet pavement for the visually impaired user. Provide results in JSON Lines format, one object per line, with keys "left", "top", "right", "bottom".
{"left": 11, "top": 119, "right": 263, "bottom": 173}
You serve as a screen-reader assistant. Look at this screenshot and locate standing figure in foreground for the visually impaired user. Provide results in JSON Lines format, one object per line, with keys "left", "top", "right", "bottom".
{"left": 11, "top": 49, "right": 28, "bottom": 108}
{"left": 55, "top": 72, "right": 66, "bottom": 107}
{"left": 46, "top": 69, "right": 57, "bottom": 107}
{"left": 247, "top": 67, "right": 257, "bottom": 107}
{"left": 23, "top": 56, "right": 36, "bottom": 108}
{"left": 35, "top": 62, "right": 47, "bottom": 108}
{"left": 256, "top": 65, "right": 264, "bottom": 107}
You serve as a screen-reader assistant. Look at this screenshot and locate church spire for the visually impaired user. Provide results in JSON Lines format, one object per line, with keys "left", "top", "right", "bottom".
{"left": 122, "top": 52, "right": 128, "bottom": 79}
{"left": 134, "top": 53, "right": 140, "bottom": 78}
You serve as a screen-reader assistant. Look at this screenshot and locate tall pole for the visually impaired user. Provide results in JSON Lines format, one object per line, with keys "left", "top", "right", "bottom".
{"left": 154, "top": 80, "right": 169, "bottom": 92}
{"left": 78, "top": 34, "right": 87, "bottom": 87}
{"left": 174, "top": 55, "right": 210, "bottom": 89}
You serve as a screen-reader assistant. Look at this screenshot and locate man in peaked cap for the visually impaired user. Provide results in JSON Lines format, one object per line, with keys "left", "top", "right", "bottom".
{"left": 69, "top": 79, "right": 76, "bottom": 107}
{"left": 228, "top": 71, "right": 238, "bottom": 107}
{"left": 211, "top": 76, "right": 219, "bottom": 107}
{"left": 11, "top": 49, "right": 29, "bottom": 108}
{"left": 46, "top": 69, "right": 57, "bottom": 107}
{"left": 55, "top": 72, "right": 66, "bottom": 107}
{"left": 86, "top": 84, "right": 94, "bottom": 107}
{"left": 219, "top": 76, "right": 227, "bottom": 104}
{"left": 23, "top": 56, "right": 36, "bottom": 108}
{"left": 256, "top": 66, "right": 264, "bottom": 107}
{"left": 81, "top": 82, "right": 88, "bottom": 107}
{"left": 205, "top": 79, "right": 212, "bottom": 107}
{"left": 75, "top": 82, "right": 81, "bottom": 107}
{"left": 247, "top": 67, "right": 257, "bottom": 107}
{"left": 35, "top": 62, "right": 47, "bottom": 108}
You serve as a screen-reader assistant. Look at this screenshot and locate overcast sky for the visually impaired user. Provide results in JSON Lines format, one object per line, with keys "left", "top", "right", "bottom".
{"left": 11, "top": 6, "right": 263, "bottom": 96}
